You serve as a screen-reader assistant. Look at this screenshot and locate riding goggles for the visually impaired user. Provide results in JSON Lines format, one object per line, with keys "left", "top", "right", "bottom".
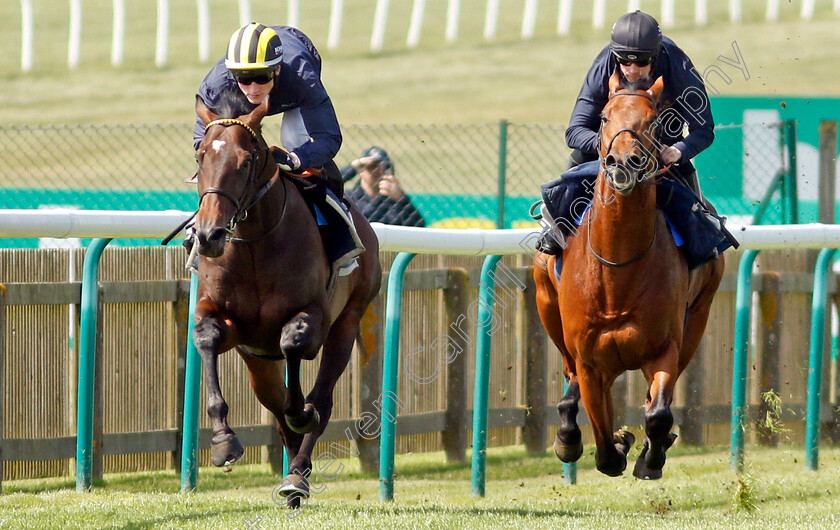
{"left": 615, "top": 55, "right": 654, "bottom": 67}
{"left": 233, "top": 70, "right": 275, "bottom": 85}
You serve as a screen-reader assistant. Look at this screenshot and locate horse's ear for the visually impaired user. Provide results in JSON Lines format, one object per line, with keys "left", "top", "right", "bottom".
{"left": 647, "top": 76, "right": 665, "bottom": 104}
{"left": 195, "top": 96, "right": 217, "bottom": 126}
{"left": 608, "top": 71, "right": 621, "bottom": 96}
{"left": 244, "top": 95, "right": 270, "bottom": 125}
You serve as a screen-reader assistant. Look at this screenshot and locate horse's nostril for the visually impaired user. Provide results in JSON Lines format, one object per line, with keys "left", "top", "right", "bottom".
{"left": 208, "top": 228, "right": 227, "bottom": 244}
{"left": 196, "top": 227, "right": 226, "bottom": 246}
{"left": 627, "top": 155, "right": 643, "bottom": 169}
{"left": 605, "top": 155, "right": 618, "bottom": 167}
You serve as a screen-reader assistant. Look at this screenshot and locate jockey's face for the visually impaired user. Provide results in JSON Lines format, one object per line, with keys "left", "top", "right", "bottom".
{"left": 236, "top": 66, "right": 280, "bottom": 105}
{"left": 618, "top": 62, "right": 652, "bottom": 84}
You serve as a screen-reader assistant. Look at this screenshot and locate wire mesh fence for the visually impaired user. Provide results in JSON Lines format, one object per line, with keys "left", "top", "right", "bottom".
{"left": 0, "top": 119, "right": 795, "bottom": 246}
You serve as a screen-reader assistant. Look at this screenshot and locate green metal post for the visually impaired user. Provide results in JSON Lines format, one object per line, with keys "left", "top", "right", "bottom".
{"left": 497, "top": 120, "right": 508, "bottom": 229}
{"left": 730, "top": 249, "right": 759, "bottom": 473}
{"left": 751, "top": 169, "right": 783, "bottom": 225}
{"left": 784, "top": 120, "right": 799, "bottom": 224}
{"left": 470, "top": 254, "right": 502, "bottom": 497}
{"left": 379, "top": 252, "right": 415, "bottom": 502}
{"left": 180, "top": 272, "right": 201, "bottom": 492}
{"left": 805, "top": 248, "right": 837, "bottom": 470}
{"left": 76, "top": 237, "right": 112, "bottom": 492}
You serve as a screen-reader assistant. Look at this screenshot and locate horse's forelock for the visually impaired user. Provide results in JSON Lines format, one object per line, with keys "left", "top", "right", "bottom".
{"left": 616, "top": 70, "right": 655, "bottom": 93}
{"left": 214, "top": 87, "right": 252, "bottom": 120}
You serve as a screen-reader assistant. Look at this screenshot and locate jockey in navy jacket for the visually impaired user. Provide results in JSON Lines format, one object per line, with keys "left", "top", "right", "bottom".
{"left": 565, "top": 36, "right": 714, "bottom": 183}
{"left": 193, "top": 25, "right": 341, "bottom": 173}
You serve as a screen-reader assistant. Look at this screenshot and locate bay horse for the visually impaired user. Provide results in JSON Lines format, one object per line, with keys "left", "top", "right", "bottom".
{"left": 534, "top": 72, "right": 724, "bottom": 479}
{"left": 192, "top": 93, "right": 382, "bottom": 504}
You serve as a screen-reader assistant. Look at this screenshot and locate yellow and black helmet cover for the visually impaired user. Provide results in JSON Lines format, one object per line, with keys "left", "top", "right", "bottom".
{"left": 225, "top": 23, "right": 283, "bottom": 71}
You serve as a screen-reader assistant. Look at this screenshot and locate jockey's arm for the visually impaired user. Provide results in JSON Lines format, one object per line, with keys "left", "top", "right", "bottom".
{"left": 284, "top": 93, "right": 342, "bottom": 170}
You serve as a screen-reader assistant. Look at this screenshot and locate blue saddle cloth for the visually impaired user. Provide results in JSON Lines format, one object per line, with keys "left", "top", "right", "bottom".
{"left": 540, "top": 161, "right": 733, "bottom": 271}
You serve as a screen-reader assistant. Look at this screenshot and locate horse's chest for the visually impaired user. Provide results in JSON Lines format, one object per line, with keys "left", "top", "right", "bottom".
{"left": 561, "top": 283, "right": 675, "bottom": 364}
{"left": 212, "top": 282, "right": 318, "bottom": 337}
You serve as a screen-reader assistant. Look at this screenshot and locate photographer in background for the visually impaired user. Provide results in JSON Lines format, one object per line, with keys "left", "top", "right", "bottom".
{"left": 342, "top": 146, "right": 426, "bottom": 227}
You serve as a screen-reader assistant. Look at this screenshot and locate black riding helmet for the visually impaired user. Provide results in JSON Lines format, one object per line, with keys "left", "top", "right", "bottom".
{"left": 609, "top": 10, "right": 662, "bottom": 64}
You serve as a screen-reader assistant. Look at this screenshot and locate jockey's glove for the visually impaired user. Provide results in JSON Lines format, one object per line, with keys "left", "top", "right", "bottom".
{"left": 271, "top": 148, "right": 301, "bottom": 172}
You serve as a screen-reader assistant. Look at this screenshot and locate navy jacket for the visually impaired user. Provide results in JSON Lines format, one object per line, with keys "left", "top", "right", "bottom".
{"left": 193, "top": 26, "right": 341, "bottom": 169}
{"left": 566, "top": 37, "right": 714, "bottom": 172}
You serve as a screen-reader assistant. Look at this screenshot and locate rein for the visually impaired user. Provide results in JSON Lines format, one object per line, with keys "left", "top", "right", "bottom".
{"left": 228, "top": 176, "right": 288, "bottom": 244}
{"left": 587, "top": 219, "right": 657, "bottom": 267}
{"left": 588, "top": 88, "right": 660, "bottom": 267}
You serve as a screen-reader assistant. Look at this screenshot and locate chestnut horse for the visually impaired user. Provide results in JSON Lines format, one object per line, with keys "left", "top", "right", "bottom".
{"left": 534, "top": 73, "right": 724, "bottom": 479}
{"left": 192, "top": 93, "right": 381, "bottom": 504}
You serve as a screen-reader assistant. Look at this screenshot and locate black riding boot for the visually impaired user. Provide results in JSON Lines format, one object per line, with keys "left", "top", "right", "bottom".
{"left": 322, "top": 160, "right": 344, "bottom": 200}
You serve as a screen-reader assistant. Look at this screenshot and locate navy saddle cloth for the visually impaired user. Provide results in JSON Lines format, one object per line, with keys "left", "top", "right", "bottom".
{"left": 540, "top": 160, "right": 735, "bottom": 270}
{"left": 287, "top": 175, "right": 359, "bottom": 265}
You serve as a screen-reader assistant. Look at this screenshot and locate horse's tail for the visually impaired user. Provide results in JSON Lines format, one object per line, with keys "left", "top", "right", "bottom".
{"left": 356, "top": 302, "right": 379, "bottom": 367}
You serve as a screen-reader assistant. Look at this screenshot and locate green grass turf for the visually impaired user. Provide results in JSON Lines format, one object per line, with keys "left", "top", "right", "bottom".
{"left": 2, "top": 444, "right": 840, "bottom": 528}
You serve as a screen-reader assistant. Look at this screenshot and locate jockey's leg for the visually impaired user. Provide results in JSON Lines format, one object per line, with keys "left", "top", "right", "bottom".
{"left": 670, "top": 163, "right": 704, "bottom": 203}
{"left": 322, "top": 160, "right": 344, "bottom": 200}
{"left": 567, "top": 148, "right": 598, "bottom": 171}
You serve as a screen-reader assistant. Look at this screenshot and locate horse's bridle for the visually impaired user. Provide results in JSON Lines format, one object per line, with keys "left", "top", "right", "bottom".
{"left": 597, "top": 90, "right": 661, "bottom": 182}
{"left": 588, "top": 90, "right": 661, "bottom": 268}
{"left": 199, "top": 118, "right": 284, "bottom": 240}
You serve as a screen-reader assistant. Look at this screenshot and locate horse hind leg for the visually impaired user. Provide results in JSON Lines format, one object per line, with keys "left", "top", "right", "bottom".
{"left": 237, "top": 352, "right": 308, "bottom": 509}
{"left": 280, "top": 308, "right": 325, "bottom": 435}
{"left": 194, "top": 316, "right": 244, "bottom": 467}
{"left": 280, "top": 312, "right": 360, "bottom": 507}
{"left": 634, "top": 361, "right": 678, "bottom": 480}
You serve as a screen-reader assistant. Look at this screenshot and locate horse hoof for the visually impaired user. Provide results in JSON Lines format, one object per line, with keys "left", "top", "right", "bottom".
{"left": 277, "top": 474, "right": 310, "bottom": 499}
{"left": 632, "top": 433, "right": 677, "bottom": 480}
{"left": 210, "top": 433, "right": 244, "bottom": 467}
{"left": 633, "top": 442, "right": 663, "bottom": 481}
{"left": 553, "top": 437, "right": 584, "bottom": 463}
{"left": 285, "top": 404, "right": 321, "bottom": 434}
{"left": 614, "top": 430, "right": 635, "bottom": 456}
{"left": 633, "top": 464, "right": 663, "bottom": 480}
{"left": 596, "top": 458, "right": 627, "bottom": 477}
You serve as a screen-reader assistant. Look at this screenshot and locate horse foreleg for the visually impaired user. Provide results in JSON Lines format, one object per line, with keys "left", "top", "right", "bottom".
{"left": 577, "top": 362, "right": 634, "bottom": 477}
{"left": 280, "top": 307, "right": 325, "bottom": 435}
{"left": 554, "top": 379, "right": 584, "bottom": 463}
{"left": 634, "top": 355, "right": 679, "bottom": 480}
{"left": 194, "top": 315, "right": 244, "bottom": 467}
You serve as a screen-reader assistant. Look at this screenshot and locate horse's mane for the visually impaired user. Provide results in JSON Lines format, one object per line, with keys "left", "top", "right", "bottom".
{"left": 214, "top": 87, "right": 253, "bottom": 119}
